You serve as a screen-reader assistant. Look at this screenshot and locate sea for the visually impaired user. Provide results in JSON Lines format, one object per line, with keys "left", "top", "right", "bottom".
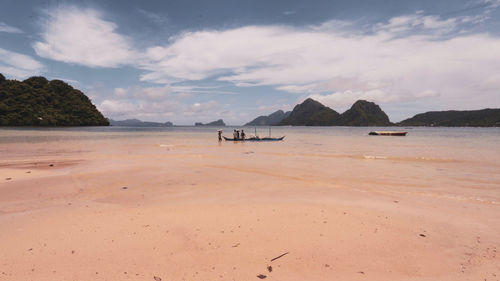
{"left": 1, "top": 126, "right": 499, "bottom": 205}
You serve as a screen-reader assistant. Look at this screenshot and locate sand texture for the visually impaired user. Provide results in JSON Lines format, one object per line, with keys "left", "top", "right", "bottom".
{"left": 0, "top": 128, "right": 499, "bottom": 280}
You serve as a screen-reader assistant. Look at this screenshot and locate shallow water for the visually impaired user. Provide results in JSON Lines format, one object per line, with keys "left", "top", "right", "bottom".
{"left": 1, "top": 126, "right": 499, "bottom": 205}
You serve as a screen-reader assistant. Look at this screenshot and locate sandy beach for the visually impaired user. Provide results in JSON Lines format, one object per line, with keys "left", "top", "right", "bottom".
{"left": 0, "top": 127, "right": 499, "bottom": 281}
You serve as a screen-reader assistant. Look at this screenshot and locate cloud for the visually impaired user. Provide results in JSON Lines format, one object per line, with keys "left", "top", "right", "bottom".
{"left": 0, "top": 48, "right": 44, "bottom": 78}
{"left": 98, "top": 99, "right": 179, "bottom": 119}
{"left": 33, "top": 6, "right": 137, "bottom": 67}
{"left": 27, "top": 6, "right": 500, "bottom": 119}
{"left": 372, "top": 12, "right": 459, "bottom": 35}
{"left": 485, "top": 0, "right": 500, "bottom": 8}
{"left": 184, "top": 100, "right": 221, "bottom": 116}
{"left": 113, "top": 87, "right": 128, "bottom": 98}
{"left": 479, "top": 74, "right": 500, "bottom": 90}
{"left": 136, "top": 10, "right": 500, "bottom": 111}
{"left": 308, "top": 88, "right": 440, "bottom": 109}
{"left": 138, "top": 9, "right": 169, "bottom": 25}
{"left": 0, "top": 22, "right": 23, "bottom": 34}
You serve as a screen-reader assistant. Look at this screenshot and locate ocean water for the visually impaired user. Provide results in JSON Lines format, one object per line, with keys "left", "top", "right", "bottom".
{"left": 1, "top": 126, "right": 499, "bottom": 159}
{"left": 1, "top": 126, "right": 499, "bottom": 205}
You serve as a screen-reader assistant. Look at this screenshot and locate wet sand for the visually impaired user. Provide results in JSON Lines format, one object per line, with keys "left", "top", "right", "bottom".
{"left": 0, "top": 128, "right": 499, "bottom": 280}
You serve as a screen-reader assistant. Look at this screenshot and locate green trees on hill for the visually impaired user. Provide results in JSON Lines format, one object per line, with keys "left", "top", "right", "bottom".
{"left": 398, "top": 109, "right": 500, "bottom": 127}
{"left": 0, "top": 74, "right": 109, "bottom": 126}
{"left": 278, "top": 98, "right": 392, "bottom": 126}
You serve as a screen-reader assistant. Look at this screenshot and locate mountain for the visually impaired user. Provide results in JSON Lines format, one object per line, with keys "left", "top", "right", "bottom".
{"left": 195, "top": 119, "right": 226, "bottom": 126}
{"left": 245, "top": 110, "right": 291, "bottom": 126}
{"left": 398, "top": 109, "right": 500, "bottom": 127}
{"left": 278, "top": 98, "right": 341, "bottom": 126}
{"left": 109, "top": 118, "right": 173, "bottom": 127}
{"left": 0, "top": 74, "right": 108, "bottom": 126}
{"left": 339, "top": 100, "right": 392, "bottom": 126}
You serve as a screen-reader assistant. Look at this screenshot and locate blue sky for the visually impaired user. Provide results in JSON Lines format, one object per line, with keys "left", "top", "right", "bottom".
{"left": 1, "top": 0, "right": 500, "bottom": 125}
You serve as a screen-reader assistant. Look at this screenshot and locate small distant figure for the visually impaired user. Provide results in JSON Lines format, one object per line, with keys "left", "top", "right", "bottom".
{"left": 236, "top": 130, "right": 240, "bottom": 140}
{"left": 218, "top": 130, "right": 222, "bottom": 141}
{"left": 233, "top": 130, "right": 238, "bottom": 140}
{"left": 241, "top": 129, "right": 246, "bottom": 140}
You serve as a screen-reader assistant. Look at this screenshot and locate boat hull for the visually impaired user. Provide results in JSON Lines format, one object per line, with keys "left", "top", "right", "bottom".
{"left": 369, "top": 131, "right": 407, "bottom": 136}
{"left": 223, "top": 136, "right": 285, "bottom": 141}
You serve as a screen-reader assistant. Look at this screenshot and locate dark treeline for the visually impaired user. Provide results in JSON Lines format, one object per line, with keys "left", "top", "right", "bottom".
{"left": 0, "top": 74, "right": 109, "bottom": 126}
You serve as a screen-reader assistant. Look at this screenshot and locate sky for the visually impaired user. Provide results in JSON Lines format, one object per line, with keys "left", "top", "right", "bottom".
{"left": 1, "top": 0, "right": 500, "bottom": 125}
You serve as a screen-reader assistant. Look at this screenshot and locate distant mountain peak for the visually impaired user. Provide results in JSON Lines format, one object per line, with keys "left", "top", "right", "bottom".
{"left": 339, "top": 99, "right": 392, "bottom": 126}
{"left": 279, "top": 98, "right": 340, "bottom": 126}
{"left": 195, "top": 119, "right": 226, "bottom": 126}
{"left": 245, "top": 110, "right": 290, "bottom": 126}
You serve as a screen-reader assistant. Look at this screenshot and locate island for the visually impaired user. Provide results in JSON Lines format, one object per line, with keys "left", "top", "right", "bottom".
{"left": 108, "top": 118, "right": 173, "bottom": 127}
{"left": 245, "top": 110, "right": 291, "bottom": 126}
{"left": 0, "top": 74, "right": 108, "bottom": 126}
{"left": 398, "top": 109, "right": 500, "bottom": 127}
{"left": 268, "top": 98, "right": 392, "bottom": 126}
{"left": 194, "top": 119, "right": 226, "bottom": 126}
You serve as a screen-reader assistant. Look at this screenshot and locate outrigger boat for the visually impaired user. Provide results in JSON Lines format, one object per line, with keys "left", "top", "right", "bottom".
{"left": 223, "top": 136, "right": 285, "bottom": 141}
{"left": 369, "top": 131, "right": 407, "bottom": 136}
{"left": 223, "top": 127, "right": 285, "bottom": 141}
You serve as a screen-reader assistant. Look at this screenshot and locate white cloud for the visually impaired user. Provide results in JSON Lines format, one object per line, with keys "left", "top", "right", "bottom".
{"left": 373, "top": 12, "right": 459, "bottom": 35}
{"left": 33, "top": 6, "right": 137, "bottom": 67}
{"left": 113, "top": 87, "right": 128, "bottom": 97}
{"left": 136, "top": 12, "right": 500, "bottom": 111}
{"left": 184, "top": 100, "right": 221, "bottom": 116}
{"left": 0, "top": 22, "right": 23, "bottom": 34}
{"left": 485, "top": 0, "right": 500, "bottom": 8}
{"left": 0, "top": 48, "right": 44, "bottom": 78}
{"left": 132, "top": 85, "right": 172, "bottom": 100}
{"left": 308, "top": 88, "right": 441, "bottom": 109}
{"left": 27, "top": 6, "right": 500, "bottom": 119}
{"left": 98, "top": 99, "right": 179, "bottom": 119}
{"left": 479, "top": 74, "right": 500, "bottom": 90}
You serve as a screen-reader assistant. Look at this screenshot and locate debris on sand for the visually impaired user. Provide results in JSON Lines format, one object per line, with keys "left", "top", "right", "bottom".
{"left": 122, "top": 186, "right": 128, "bottom": 190}
{"left": 256, "top": 274, "right": 267, "bottom": 279}
{"left": 271, "top": 252, "right": 289, "bottom": 262}
{"left": 419, "top": 234, "right": 426, "bottom": 237}
{"left": 232, "top": 243, "right": 240, "bottom": 248}
{"left": 358, "top": 271, "right": 365, "bottom": 274}
{"left": 267, "top": 265, "right": 272, "bottom": 272}
{"left": 49, "top": 164, "right": 54, "bottom": 167}
{"left": 5, "top": 178, "right": 12, "bottom": 180}
{"left": 153, "top": 276, "right": 162, "bottom": 281}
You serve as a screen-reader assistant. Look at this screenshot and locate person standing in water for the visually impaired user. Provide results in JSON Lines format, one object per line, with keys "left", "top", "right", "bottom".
{"left": 241, "top": 129, "right": 246, "bottom": 140}
{"left": 218, "top": 130, "right": 222, "bottom": 141}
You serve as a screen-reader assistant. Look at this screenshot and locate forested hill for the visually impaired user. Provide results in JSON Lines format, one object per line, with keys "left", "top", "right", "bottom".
{"left": 0, "top": 74, "right": 109, "bottom": 126}
{"left": 398, "top": 109, "right": 500, "bottom": 127}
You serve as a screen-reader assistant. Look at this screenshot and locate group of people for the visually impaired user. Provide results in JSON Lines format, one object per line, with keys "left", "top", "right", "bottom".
{"left": 217, "top": 129, "right": 246, "bottom": 141}
{"left": 232, "top": 129, "right": 246, "bottom": 140}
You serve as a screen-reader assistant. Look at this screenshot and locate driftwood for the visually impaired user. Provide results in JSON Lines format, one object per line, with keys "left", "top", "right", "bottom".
{"left": 270, "top": 252, "right": 289, "bottom": 262}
